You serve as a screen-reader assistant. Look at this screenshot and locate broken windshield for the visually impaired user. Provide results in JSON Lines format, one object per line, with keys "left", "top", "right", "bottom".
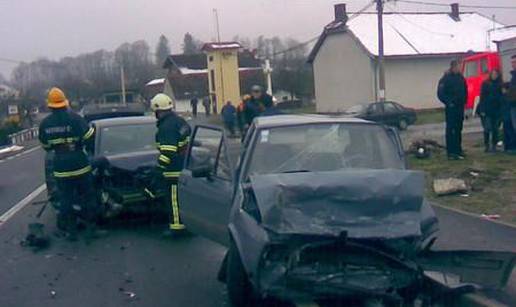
{"left": 247, "top": 123, "right": 404, "bottom": 175}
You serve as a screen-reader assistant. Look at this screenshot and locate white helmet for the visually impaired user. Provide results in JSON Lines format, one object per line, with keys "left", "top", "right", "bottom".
{"left": 151, "top": 93, "right": 174, "bottom": 111}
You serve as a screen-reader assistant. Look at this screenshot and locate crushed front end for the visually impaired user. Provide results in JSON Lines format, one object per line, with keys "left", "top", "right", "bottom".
{"left": 256, "top": 236, "right": 424, "bottom": 305}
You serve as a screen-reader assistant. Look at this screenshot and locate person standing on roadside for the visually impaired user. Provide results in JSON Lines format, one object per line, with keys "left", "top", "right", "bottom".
{"left": 503, "top": 55, "right": 516, "bottom": 152}
{"left": 437, "top": 60, "right": 468, "bottom": 160}
{"left": 476, "top": 69, "right": 503, "bottom": 152}
{"left": 190, "top": 96, "right": 198, "bottom": 118}
{"left": 202, "top": 96, "right": 211, "bottom": 117}
{"left": 244, "top": 85, "right": 273, "bottom": 126}
{"left": 236, "top": 95, "right": 250, "bottom": 138}
{"left": 221, "top": 101, "right": 237, "bottom": 137}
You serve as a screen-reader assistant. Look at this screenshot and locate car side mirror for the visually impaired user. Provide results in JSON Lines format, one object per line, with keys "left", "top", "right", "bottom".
{"left": 191, "top": 164, "right": 213, "bottom": 178}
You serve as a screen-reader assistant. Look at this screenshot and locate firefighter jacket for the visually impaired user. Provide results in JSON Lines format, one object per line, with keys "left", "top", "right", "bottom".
{"left": 38, "top": 109, "right": 94, "bottom": 178}
{"left": 155, "top": 111, "right": 191, "bottom": 179}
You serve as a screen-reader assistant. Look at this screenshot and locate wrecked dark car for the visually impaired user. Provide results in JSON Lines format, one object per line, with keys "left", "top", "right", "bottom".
{"left": 178, "top": 115, "right": 515, "bottom": 306}
{"left": 89, "top": 116, "right": 160, "bottom": 217}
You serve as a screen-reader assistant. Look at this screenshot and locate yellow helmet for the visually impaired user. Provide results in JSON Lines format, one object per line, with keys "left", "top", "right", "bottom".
{"left": 150, "top": 93, "right": 174, "bottom": 111}
{"left": 47, "top": 87, "right": 69, "bottom": 109}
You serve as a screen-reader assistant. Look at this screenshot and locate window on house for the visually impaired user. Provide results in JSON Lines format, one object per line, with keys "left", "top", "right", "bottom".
{"left": 210, "top": 69, "right": 215, "bottom": 91}
{"left": 209, "top": 56, "right": 214, "bottom": 62}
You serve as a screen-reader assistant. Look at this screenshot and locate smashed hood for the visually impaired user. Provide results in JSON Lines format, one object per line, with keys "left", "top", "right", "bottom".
{"left": 98, "top": 150, "right": 158, "bottom": 172}
{"left": 249, "top": 169, "right": 425, "bottom": 239}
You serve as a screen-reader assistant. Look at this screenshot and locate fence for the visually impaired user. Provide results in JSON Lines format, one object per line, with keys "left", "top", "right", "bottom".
{"left": 9, "top": 127, "right": 39, "bottom": 145}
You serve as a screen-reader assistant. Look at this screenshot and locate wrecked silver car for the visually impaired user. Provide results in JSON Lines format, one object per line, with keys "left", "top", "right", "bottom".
{"left": 178, "top": 115, "right": 515, "bottom": 306}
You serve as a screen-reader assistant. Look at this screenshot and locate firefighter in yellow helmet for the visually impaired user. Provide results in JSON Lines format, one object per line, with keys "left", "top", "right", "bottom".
{"left": 38, "top": 87, "right": 102, "bottom": 241}
{"left": 148, "top": 93, "right": 191, "bottom": 235}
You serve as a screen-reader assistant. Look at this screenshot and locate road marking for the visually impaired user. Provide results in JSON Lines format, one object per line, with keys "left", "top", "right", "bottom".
{"left": 0, "top": 146, "right": 41, "bottom": 164}
{"left": 0, "top": 184, "right": 47, "bottom": 227}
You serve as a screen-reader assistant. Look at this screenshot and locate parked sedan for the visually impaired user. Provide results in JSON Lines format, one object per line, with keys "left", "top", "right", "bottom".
{"left": 345, "top": 101, "right": 417, "bottom": 130}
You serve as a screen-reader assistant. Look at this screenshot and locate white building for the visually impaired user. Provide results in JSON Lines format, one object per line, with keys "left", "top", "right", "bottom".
{"left": 308, "top": 3, "right": 516, "bottom": 112}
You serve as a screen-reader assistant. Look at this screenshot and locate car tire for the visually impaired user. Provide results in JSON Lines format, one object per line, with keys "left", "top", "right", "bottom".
{"left": 227, "top": 240, "right": 255, "bottom": 307}
{"left": 398, "top": 118, "right": 408, "bottom": 130}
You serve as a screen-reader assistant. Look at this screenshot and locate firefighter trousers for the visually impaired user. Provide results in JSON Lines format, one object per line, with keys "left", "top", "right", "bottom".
{"left": 164, "top": 178, "right": 185, "bottom": 231}
{"left": 55, "top": 172, "right": 97, "bottom": 229}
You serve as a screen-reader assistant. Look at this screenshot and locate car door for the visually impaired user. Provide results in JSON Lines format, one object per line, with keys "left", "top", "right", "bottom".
{"left": 364, "top": 103, "right": 384, "bottom": 123}
{"left": 178, "top": 125, "right": 234, "bottom": 245}
{"left": 383, "top": 102, "right": 402, "bottom": 126}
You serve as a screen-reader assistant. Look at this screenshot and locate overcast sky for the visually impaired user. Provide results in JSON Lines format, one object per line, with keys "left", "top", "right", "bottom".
{"left": 1, "top": 0, "right": 515, "bottom": 78}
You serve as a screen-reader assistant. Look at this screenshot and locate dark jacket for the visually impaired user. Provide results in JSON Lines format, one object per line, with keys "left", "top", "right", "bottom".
{"left": 155, "top": 111, "right": 191, "bottom": 179}
{"left": 437, "top": 71, "right": 468, "bottom": 108}
{"left": 39, "top": 109, "right": 94, "bottom": 178}
{"left": 244, "top": 93, "right": 273, "bottom": 125}
{"left": 221, "top": 104, "right": 236, "bottom": 123}
{"left": 477, "top": 78, "right": 503, "bottom": 118}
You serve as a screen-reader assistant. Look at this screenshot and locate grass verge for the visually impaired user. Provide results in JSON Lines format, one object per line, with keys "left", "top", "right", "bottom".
{"left": 409, "top": 135, "right": 516, "bottom": 225}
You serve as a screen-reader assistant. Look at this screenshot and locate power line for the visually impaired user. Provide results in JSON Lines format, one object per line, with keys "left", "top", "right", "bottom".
{"left": 271, "top": 0, "right": 376, "bottom": 56}
{"left": 395, "top": 0, "right": 516, "bottom": 10}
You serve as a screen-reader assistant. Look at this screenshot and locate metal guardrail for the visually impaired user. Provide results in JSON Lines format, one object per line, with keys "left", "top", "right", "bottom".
{"left": 9, "top": 127, "right": 39, "bottom": 145}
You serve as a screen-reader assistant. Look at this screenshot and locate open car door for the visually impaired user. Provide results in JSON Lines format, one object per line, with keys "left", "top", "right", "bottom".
{"left": 178, "top": 125, "right": 234, "bottom": 245}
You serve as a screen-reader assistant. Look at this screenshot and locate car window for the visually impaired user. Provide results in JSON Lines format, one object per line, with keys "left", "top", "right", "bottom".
{"left": 369, "top": 103, "right": 382, "bottom": 114}
{"left": 247, "top": 123, "right": 403, "bottom": 176}
{"left": 384, "top": 102, "right": 399, "bottom": 113}
{"left": 464, "top": 61, "right": 478, "bottom": 78}
{"left": 480, "top": 58, "right": 489, "bottom": 74}
{"left": 187, "top": 127, "right": 222, "bottom": 172}
{"left": 215, "top": 142, "right": 232, "bottom": 181}
{"left": 98, "top": 123, "right": 156, "bottom": 156}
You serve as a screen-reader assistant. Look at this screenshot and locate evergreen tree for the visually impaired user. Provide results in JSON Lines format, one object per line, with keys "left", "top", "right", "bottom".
{"left": 155, "top": 34, "right": 171, "bottom": 66}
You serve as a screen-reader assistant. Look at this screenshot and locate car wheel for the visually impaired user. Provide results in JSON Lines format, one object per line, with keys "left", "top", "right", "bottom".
{"left": 398, "top": 118, "right": 408, "bottom": 130}
{"left": 227, "top": 240, "right": 255, "bottom": 307}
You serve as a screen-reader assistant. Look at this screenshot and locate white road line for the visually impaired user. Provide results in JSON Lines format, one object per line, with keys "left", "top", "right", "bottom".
{"left": 0, "top": 184, "right": 47, "bottom": 227}
{"left": 0, "top": 146, "right": 41, "bottom": 165}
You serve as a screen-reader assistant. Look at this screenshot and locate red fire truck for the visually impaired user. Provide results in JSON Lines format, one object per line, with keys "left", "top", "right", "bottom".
{"left": 461, "top": 52, "right": 501, "bottom": 118}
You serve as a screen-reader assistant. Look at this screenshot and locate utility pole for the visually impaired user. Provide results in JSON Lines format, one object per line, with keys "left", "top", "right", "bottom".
{"left": 376, "top": 0, "right": 386, "bottom": 102}
{"left": 213, "top": 9, "right": 221, "bottom": 43}
{"left": 120, "top": 65, "right": 127, "bottom": 105}
{"left": 264, "top": 59, "right": 273, "bottom": 95}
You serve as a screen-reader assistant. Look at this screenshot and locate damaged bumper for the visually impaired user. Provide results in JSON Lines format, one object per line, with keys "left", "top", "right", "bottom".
{"left": 253, "top": 238, "right": 516, "bottom": 304}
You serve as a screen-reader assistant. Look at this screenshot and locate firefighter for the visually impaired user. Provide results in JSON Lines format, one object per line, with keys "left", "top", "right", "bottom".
{"left": 38, "top": 87, "right": 100, "bottom": 241}
{"left": 150, "top": 93, "right": 191, "bottom": 235}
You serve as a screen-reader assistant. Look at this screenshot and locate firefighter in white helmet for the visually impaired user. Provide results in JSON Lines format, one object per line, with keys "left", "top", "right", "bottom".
{"left": 148, "top": 93, "right": 191, "bottom": 235}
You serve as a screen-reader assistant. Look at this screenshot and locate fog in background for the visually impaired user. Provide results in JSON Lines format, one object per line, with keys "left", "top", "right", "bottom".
{"left": 1, "top": 0, "right": 515, "bottom": 78}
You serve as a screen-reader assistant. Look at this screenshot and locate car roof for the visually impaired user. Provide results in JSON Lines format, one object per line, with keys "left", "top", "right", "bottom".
{"left": 92, "top": 116, "right": 156, "bottom": 127}
{"left": 254, "top": 114, "right": 373, "bottom": 129}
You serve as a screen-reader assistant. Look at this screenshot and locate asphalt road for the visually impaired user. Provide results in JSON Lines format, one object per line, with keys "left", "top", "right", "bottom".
{"left": 0, "top": 146, "right": 515, "bottom": 307}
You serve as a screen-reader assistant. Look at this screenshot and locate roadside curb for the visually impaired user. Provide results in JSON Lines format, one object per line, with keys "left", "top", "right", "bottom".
{"left": 0, "top": 144, "right": 41, "bottom": 162}
{"left": 432, "top": 203, "right": 516, "bottom": 230}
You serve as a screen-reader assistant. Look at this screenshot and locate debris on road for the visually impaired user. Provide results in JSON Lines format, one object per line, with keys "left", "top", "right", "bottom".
{"left": 433, "top": 178, "right": 468, "bottom": 196}
{"left": 50, "top": 290, "right": 56, "bottom": 298}
{"left": 119, "top": 287, "right": 136, "bottom": 299}
{"left": 408, "top": 139, "right": 444, "bottom": 159}
{"left": 481, "top": 214, "right": 501, "bottom": 220}
{"left": 21, "top": 223, "right": 50, "bottom": 251}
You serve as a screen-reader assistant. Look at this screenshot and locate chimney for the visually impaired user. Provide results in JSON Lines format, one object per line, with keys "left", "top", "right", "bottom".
{"left": 334, "top": 3, "right": 348, "bottom": 24}
{"left": 450, "top": 3, "right": 460, "bottom": 21}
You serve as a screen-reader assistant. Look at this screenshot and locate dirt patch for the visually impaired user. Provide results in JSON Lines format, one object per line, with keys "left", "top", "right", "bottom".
{"left": 409, "top": 134, "right": 516, "bottom": 225}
